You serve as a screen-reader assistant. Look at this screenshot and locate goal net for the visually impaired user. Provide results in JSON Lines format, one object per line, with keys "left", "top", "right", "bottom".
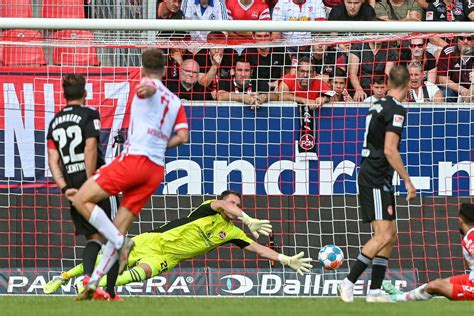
{"left": 0, "top": 16, "right": 473, "bottom": 297}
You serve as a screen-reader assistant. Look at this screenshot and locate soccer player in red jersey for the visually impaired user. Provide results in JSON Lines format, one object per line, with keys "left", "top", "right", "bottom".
{"left": 72, "top": 48, "right": 189, "bottom": 299}
{"left": 389, "top": 203, "right": 474, "bottom": 302}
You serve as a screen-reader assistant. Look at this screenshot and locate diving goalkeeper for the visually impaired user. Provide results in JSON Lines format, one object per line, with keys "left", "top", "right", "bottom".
{"left": 45, "top": 190, "right": 313, "bottom": 295}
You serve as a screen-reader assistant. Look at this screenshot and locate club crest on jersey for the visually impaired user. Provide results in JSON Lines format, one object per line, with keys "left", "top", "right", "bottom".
{"left": 299, "top": 134, "right": 315, "bottom": 150}
{"left": 387, "top": 205, "right": 393, "bottom": 215}
{"left": 393, "top": 114, "right": 404, "bottom": 128}
{"left": 219, "top": 231, "right": 227, "bottom": 239}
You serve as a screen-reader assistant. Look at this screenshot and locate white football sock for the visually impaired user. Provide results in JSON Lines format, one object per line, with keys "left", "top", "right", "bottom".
{"left": 89, "top": 205, "right": 124, "bottom": 249}
{"left": 89, "top": 241, "right": 118, "bottom": 285}
{"left": 403, "top": 284, "right": 433, "bottom": 301}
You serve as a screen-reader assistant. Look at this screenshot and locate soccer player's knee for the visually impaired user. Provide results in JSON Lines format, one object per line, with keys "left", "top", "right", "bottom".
{"left": 426, "top": 279, "right": 443, "bottom": 293}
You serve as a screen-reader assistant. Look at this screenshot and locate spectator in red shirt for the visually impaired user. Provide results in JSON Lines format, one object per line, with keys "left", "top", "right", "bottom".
{"left": 226, "top": 0, "right": 270, "bottom": 41}
{"left": 277, "top": 57, "right": 334, "bottom": 108}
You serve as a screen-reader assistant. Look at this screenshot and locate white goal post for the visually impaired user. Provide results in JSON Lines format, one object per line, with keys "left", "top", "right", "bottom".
{"left": 1, "top": 18, "right": 473, "bottom": 33}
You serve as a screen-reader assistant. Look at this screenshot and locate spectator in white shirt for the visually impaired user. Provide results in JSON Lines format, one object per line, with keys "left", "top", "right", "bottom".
{"left": 181, "top": 0, "right": 229, "bottom": 42}
{"left": 407, "top": 61, "right": 444, "bottom": 103}
{"left": 272, "top": 0, "right": 327, "bottom": 43}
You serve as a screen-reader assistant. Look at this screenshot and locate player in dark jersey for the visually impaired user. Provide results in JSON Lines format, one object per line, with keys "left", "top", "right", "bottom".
{"left": 45, "top": 74, "right": 119, "bottom": 301}
{"left": 338, "top": 66, "right": 417, "bottom": 303}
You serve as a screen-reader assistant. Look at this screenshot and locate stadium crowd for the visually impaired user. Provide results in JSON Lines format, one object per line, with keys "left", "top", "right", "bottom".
{"left": 1, "top": 0, "right": 473, "bottom": 104}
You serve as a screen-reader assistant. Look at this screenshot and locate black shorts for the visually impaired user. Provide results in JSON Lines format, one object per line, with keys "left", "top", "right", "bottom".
{"left": 70, "top": 196, "right": 118, "bottom": 236}
{"left": 358, "top": 185, "right": 396, "bottom": 223}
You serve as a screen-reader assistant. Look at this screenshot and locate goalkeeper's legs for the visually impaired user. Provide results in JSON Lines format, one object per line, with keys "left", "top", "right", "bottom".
{"left": 99, "top": 265, "right": 150, "bottom": 287}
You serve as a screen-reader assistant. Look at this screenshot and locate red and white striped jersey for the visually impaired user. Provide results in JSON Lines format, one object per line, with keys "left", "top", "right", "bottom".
{"left": 272, "top": 0, "right": 327, "bottom": 41}
{"left": 462, "top": 227, "right": 474, "bottom": 281}
{"left": 124, "top": 79, "right": 188, "bottom": 167}
{"left": 226, "top": 0, "right": 271, "bottom": 20}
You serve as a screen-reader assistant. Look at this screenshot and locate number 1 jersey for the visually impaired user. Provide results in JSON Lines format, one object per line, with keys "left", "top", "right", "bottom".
{"left": 358, "top": 96, "right": 406, "bottom": 188}
{"left": 47, "top": 105, "right": 104, "bottom": 188}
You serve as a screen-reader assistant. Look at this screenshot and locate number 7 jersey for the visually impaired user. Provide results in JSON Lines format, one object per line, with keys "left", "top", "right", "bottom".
{"left": 123, "top": 79, "right": 188, "bottom": 167}
{"left": 47, "top": 105, "right": 104, "bottom": 188}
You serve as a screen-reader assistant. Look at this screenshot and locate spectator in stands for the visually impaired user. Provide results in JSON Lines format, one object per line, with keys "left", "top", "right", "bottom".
{"left": 184, "top": 31, "right": 235, "bottom": 89}
{"left": 330, "top": 68, "right": 353, "bottom": 102}
{"left": 242, "top": 32, "right": 293, "bottom": 92}
{"left": 328, "top": 0, "right": 376, "bottom": 20}
{"left": 158, "top": 0, "right": 185, "bottom": 18}
{"left": 375, "top": 0, "right": 423, "bottom": 21}
{"left": 363, "top": 75, "right": 387, "bottom": 103}
{"left": 277, "top": 57, "right": 334, "bottom": 108}
{"left": 422, "top": 0, "right": 474, "bottom": 60}
{"left": 306, "top": 43, "right": 338, "bottom": 81}
{"left": 424, "top": 0, "right": 474, "bottom": 22}
{"left": 349, "top": 40, "right": 397, "bottom": 101}
{"left": 226, "top": 0, "right": 271, "bottom": 41}
{"left": 272, "top": 0, "right": 327, "bottom": 43}
{"left": 406, "top": 61, "right": 444, "bottom": 103}
{"left": 217, "top": 56, "right": 257, "bottom": 105}
{"left": 165, "top": 47, "right": 183, "bottom": 87}
{"left": 167, "top": 59, "right": 214, "bottom": 101}
{"left": 400, "top": 38, "right": 437, "bottom": 84}
{"left": 181, "top": 0, "right": 229, "bottom": 42}
{"left": 437, "top": 35, "right": 473, "bottom": 103}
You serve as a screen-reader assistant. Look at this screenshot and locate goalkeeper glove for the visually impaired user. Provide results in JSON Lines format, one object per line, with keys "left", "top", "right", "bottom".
{"left": 279, "top": 252, "right": 313, "bottom": 275}
{"left": 239, "top": 212, "right": 272, "bottom": 239}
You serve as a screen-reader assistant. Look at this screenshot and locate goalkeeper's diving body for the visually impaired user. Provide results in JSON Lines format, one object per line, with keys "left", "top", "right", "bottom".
{"left": 384, "top": 203, "right": 474, "bottom": 302}
{"left": 45, "top": 190, "right": 313, "bottom": 295}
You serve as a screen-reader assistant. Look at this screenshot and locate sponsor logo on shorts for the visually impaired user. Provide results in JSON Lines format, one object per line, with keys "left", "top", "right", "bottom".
{"left": 387, "top": 205, "right": 393, "bottom": 215}
{"left": 299, "top": 134, "right": 315, "bottom": 150}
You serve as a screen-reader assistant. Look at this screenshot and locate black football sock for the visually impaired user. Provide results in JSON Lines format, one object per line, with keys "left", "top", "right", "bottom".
{"left": 83, "top": 240, "right": 102, "bottom": 277}
{"left": 347, "top": 253, "right": 372, "bottom": 284}
{"left": 370, "top": 256, "right": 388, "bottom": 290}
{"left": 106, "top": 261, "right": 119, "bottom": 298}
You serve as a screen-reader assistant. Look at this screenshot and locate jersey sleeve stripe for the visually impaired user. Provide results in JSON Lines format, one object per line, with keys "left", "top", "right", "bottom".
{"left": 174, "top": 123, "right": 189, "bottom": 131}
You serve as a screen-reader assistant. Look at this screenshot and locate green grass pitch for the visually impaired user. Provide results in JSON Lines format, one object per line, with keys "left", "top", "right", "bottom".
{"left": 1, "top": 296, "right": 473, "bottom": 316}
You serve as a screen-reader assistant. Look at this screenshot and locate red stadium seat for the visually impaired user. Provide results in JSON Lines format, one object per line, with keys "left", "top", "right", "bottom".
{"left": 1, "top": 29, "right": 47, "bottom": 66}
{"left": 0, "top": 0, "right": 32, "bottom": 18}
{"left": 52, "top": 30, "right": 100, "bottom": 66}
{"left": 42, "top": 0, "right": 84, "bottom": 19}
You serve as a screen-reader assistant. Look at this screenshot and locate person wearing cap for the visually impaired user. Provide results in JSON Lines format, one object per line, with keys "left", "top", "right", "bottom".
{"left": 389, "top": 203, "right": 474, "bottom": 302}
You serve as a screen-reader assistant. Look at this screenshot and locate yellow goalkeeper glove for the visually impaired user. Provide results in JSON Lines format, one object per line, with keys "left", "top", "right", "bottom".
{"left": 279, "top": 252, "right": 313, "bottom": 275}
{"left": 239, "top": 212, "right": 272, "bottom": 239}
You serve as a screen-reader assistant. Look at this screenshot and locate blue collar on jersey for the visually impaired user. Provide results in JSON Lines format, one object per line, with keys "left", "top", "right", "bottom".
{"left": 195, "top": 0, "right": 214, "bottom": 6}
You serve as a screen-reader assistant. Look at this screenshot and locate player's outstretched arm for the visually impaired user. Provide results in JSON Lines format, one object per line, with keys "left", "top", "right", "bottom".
{"left": 384, "top": 131, "right": 416, "bottom": 201}
{"left": 245, "top": 242, "right": 313, "bottom": 275}
{"left": 211, "top": 201, "right": 273, "bottom": 239}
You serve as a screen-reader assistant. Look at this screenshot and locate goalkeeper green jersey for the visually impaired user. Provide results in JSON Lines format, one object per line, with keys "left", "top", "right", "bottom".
{"left": 129, "top": 200, "right": 254, "bottom": 272}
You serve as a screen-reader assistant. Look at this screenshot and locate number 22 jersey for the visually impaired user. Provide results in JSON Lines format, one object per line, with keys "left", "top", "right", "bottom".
{"left": 47, "top": 105, "right": 104, "bottom": 189}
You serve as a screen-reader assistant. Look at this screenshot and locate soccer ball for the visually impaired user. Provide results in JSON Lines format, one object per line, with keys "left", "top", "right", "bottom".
{"left": 318, "top": 244, "right": 344, "bottom": 270}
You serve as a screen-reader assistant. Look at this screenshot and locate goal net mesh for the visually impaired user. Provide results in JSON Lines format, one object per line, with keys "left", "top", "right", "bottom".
{"left": 0, "top": 18, "right": 473, "bottom": 296}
